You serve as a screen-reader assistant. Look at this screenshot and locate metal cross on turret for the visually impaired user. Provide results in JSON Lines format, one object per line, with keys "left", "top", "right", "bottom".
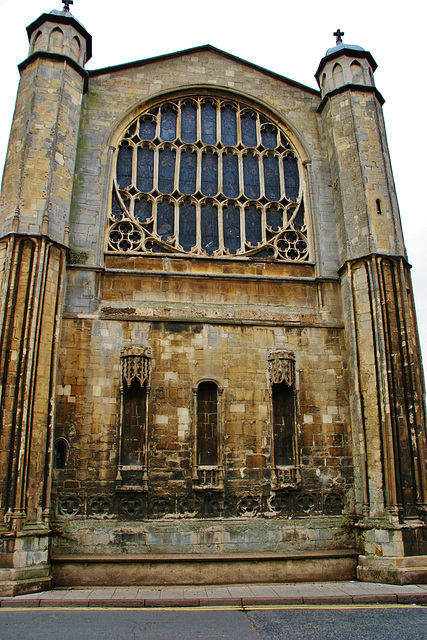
{"left": 62, "top": 0, "right": 74, "bottom": 12}
{"left": 333, "top": 29, "right": 344, "bottom": 45}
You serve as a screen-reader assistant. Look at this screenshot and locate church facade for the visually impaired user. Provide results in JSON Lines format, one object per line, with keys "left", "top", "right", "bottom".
{"left": 0, "top": 7, "right": 426, "bottom": 596}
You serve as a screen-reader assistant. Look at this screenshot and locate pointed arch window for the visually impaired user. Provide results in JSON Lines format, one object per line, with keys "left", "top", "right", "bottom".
{"left": 268, "top": 350, "right": 300, "bottom": 488}
{"left": 116, "top": 347, "right": 151, "bottom": 491}
{"left": 192, "top": 380, "right": 224, "bottom": 490}
{"left": 107, "top": 96, "right": 309, "bottom": 262}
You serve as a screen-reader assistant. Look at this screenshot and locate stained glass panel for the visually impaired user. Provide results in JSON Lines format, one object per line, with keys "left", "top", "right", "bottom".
{"left": 160, "top": 107, "right": 177, "bottom": 141}
{"left": 263, "top": 155, "right": 281, "bottom": 201}
{"left": 136, "top": 147, "right": 154, "bottom": 192}
{"left": 201, "top": 101, "right": 216, "bottom": 144}
{"left": 179, "top": 201, "right": 196, "bottom": 251}
{"left": 179, "top": 150, "right": 197, "bottom": 194}
{"left": 157, "top": 201, "right": 175, "bottom": 241}
{"left": 241, "top": 114, "right": 257, "bottom": 147}
{"left": 181, "top": 102, "right": 197, "bottom": 143}
{"left": 158, "top": 148, "right": 176, "bottom": 193}
{"left": 261, "top": 124, "right": 277, "bottom": 148}
{"left": 221, "top": 106, "right": 237, "bottom": 146}
{"left": 201, "top": 203, "right": 219, "bottom": 255}
{"left": 117, "top": 145, "right": 133, "bottom": 188}
{"left": 223, "top": 154, "right": 239, "bottom": 199}
{"left": 266, "top": 207, "right": 283, "bottom": 231}
{"left": 283, "top": 155, "right": 299, "bottom": 201}
{"left": 139, "top": 117, "right": 156, "bottom": 140}
{"left": 223, "top": 205, "right": 241, "bottom": 253}
{"left": 243, "top": 154, "right": 260, "bottom": 199}
{"left": 245, "top": 206, "right": 262, "bottom": 246}
{"left": 134, "top": 197, "right": 152, "bottom": 223}
{"left": 201, "top": 152, "right": 218, "bottom": 197}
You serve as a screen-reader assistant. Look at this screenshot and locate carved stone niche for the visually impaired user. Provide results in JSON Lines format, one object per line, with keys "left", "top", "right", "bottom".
{"left": 268, "top": 349, "right": 301, "bottom": 490}
{"left": 116, "top": 346, "right": 151, "bottom": 492}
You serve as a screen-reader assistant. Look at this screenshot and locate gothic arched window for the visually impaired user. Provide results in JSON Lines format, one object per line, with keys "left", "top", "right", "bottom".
{"left": 107, "top": 96, "right": 309, "bottom": 262}
{"left": 268, "top": 350, "right": 300, "bottom": 488}
{"left": 116, "top": 347, "right": 151, "bottom": 490}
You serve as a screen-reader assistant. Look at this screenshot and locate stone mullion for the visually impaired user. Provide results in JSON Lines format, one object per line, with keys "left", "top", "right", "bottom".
{"left": 196, "top": 99, "right": 202, "bottom": 143}
{"left": 131, "top": 141, "right": 137, "bottom": 190}
{"left": 218, "top": 204, "right": 225, "bottom": 255}
{"left": 279, "top": 154, "right": 286, "bottom": 201}
{"left": 236, "top": 104, "right": 242, "bottom": 146}
{"left": 259, "top": 160, "right": 267, "bottom": 245}
{"left": 216, "top": 99, "right": 221, "bottom": 145}
{"left": 239, "top": 204, "right": 246, "bottom": 252}
{"left": 152, "top": 146, "right": 160, "bottom": 194}
{"left": 154, "top": 106, "right": 161, "bottom": 140}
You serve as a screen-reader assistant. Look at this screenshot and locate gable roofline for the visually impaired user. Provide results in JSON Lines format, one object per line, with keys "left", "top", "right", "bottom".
{"left": 88, "top": 44, "right": 320, "bottom": 97}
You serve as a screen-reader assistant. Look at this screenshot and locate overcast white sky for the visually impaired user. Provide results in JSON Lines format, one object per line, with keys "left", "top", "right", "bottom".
{"left": 0, "top": 0, "right": 425, "bottom": 369}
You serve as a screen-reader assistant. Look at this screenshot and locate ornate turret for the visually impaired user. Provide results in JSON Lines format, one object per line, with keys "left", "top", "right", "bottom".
{"left": 26, "top": 4, "right": 91, "bottom": 66}
{"left": 0, "top": 2, "right": 91, "bottom": 597}
{"left": 317, "top": 31, "right": 427, "bottom": 584}
{"left": 315, "top": 29, "right": 376, "bottom": 99}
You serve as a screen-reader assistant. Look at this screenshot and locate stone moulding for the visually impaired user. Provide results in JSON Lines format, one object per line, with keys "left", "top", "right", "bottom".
{"left": 120, "top": 346, "right": 151, "bottom": 388}
{"left": 55, "top": 488, "right": 344, "bottom": 520}
{"left": 267, "top": 349, "right": 296, "bottom": 387}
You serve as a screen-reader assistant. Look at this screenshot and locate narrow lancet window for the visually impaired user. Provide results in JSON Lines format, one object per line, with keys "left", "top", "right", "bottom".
{"left": 117, "top": 347, "right": 151, "bottom": 490}
{"left": 197, "top": 382, "right": 218, "bottom": 466}
{"left": 121, "top": 378, "right": 147, "bottom": 465}
{"left": 193, "top": 380, "right": 223, "bottom": 489}
{"left": 272, "top": 382, "right": 295, "bottom": 466}
{"left": 268, "top": 350, "right": 300, "bottom": 488}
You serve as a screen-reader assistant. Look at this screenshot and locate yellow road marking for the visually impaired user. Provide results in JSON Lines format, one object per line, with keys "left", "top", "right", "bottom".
{"left": 0, "top": 604, "right": 426, "bottom": 612}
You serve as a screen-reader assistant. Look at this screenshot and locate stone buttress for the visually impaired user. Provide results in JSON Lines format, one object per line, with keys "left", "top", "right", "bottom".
{"left": 0, "top": 9, "right": 91, "bottom": 596}
{"left": 316, "top": 37, "right": 427, "bottom": 583}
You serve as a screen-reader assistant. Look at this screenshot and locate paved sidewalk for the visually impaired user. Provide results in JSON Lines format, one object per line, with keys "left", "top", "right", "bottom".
{"left": 1, "top": 582, "right": 427, "bottom": 608}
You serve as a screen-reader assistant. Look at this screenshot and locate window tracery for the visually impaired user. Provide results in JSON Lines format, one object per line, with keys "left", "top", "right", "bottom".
{"left": 107, "top": 97, "right": 309, "bottom": 261}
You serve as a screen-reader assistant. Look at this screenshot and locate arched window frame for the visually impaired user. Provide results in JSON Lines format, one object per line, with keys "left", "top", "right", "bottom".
{"left": 106, "top": 94, "right": 310, "bottom": 263}
{"left": 192, "top": 378, "right": 224, "bottom": 490}
{"left": 53, "top": 437, "right": 69, "bottom": 470}
{"left": 268, "top": 349, "right": 301, "bottom": 489}
{"left": 116, "top": 346, "right": 151, "bottom": 491}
